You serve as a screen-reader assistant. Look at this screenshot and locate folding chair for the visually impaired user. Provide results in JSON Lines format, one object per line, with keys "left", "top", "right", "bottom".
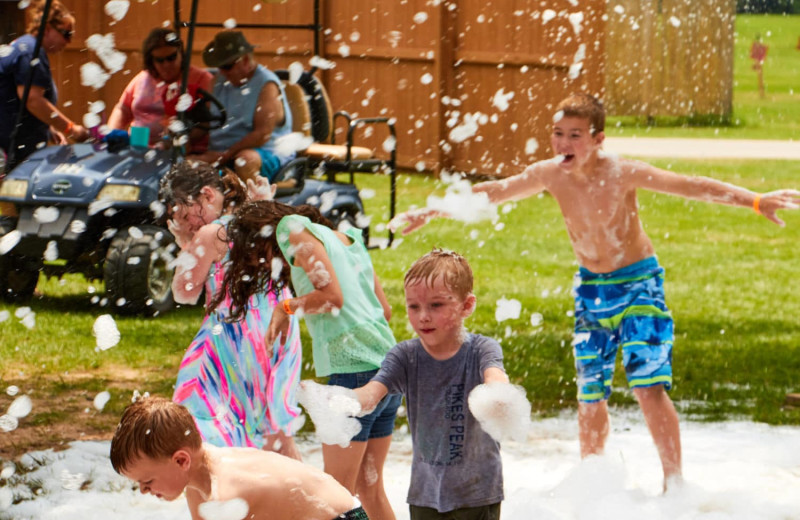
{"left": 276, "top": 69, "right": 397, "bottom": 244}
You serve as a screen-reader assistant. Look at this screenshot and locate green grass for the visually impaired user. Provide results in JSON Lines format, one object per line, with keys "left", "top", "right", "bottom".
{"left": 606, "top": 14, "right": 800, "bottom": 139}
{"left": 2, "top": 165, "right": 799, "bottom": 426}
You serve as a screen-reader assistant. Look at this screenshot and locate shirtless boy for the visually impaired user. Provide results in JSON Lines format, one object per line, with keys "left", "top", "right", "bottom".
{"left": 391, "top": 93, "right": 800, "bottom": 488}
{"left": 110, "top": 396, "right": 368, "bottom": 520}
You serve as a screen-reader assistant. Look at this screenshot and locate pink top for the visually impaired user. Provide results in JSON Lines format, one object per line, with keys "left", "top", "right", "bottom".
{"left": 110, "top": 66, "right": 212, "bottom": 146}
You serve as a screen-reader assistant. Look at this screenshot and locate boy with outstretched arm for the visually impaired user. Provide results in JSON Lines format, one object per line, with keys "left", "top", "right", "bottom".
{"left": 110, "top": 396, "right": 369, "bottom": 520}
{"left": 351, "top": 248, "right": 530, "bottom": 520}
{"left": 390, "top": 93, "right": 800, "bottom": 489}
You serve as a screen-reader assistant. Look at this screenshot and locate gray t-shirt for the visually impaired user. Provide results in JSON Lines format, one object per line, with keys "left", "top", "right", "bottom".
{"left": 373, "top": 333, "right": 505, "bottom": 512}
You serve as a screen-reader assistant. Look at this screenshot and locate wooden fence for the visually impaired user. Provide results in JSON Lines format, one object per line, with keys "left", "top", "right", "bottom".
{"left": 604, "top": 0, "right": 735, "bottom": 118}
{"left": 40, "top": 0, "right": 604, "bottom": 176}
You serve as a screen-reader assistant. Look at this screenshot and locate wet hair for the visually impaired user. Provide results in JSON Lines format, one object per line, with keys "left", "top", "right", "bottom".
{"left": 142, "top": 27, "right": 183, "bottom": 79}
{"left": 215, "top": 200, "right": 333, "bottom": 321}
{"left": 555, "top": 93, "right": 605, "bottom": 136}
{"left": 404, "top": 248, "right": 473, "bottom": 300}
{"left": 109, "top": 396, "right": 201, "bottom": 474}
{"left": 27, "top": 0, "right": 75, "bottom": 35}
{"left": 159, "top": 160, "right": 246, "bottom": 221}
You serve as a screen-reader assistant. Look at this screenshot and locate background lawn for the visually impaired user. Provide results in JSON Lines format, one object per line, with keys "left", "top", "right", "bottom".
{"left": 2, "top": 161, "right": 799, "bottom": 430}
{"left": 607, "top": 14, "right": 800, "bottom": 140}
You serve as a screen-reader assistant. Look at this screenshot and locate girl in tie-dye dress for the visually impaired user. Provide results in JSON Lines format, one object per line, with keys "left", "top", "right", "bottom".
{"left": 162, "top": 162, "right": 302, "bottom": 459}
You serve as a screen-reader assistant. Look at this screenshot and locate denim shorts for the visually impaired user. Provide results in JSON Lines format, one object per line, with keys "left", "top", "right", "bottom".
{"left": 328, "top": 370, "right": 402, "bottom": 442}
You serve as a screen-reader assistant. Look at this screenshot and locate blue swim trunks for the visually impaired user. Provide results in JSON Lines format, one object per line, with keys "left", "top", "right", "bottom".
{"left": 256, "top": 148, "right": 282, "bottom": 181}
{"left": 573, "top": 256, "right": 674, "bottom": 403}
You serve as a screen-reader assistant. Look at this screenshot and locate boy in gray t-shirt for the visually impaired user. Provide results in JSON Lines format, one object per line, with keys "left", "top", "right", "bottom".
{"left": 354, "top": 249, "right": 525, "bottom": 520}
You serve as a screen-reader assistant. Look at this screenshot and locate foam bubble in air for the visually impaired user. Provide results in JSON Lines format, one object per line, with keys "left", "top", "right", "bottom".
{"left": 492, "top": 88, "right": 514, "bottom": 112}
{"left": 274, "top": 132, "right": 313, "bottom": 156}
{"left": 80, "top": 62, "right": 110, "bottom": 90}
{"left": 309, "top": 56, "right": 335, "bottom": 70}
{"left": 93, "top": 391, "right": 111, "bottom": 411}
{"left": 104, "top": 1, "right": 129, "bottom": 21}
{"left": 43, "top": 240, "right": 58, "bottom": 261}
{"left": 0, "top": 230, "right": 21, "bottom": 255}
{"left": 425, "top": 173, "right": 498, "bottom": 224}
{"left": 33, "top": 206, "right": 60, "bottom": 223}
{"left": 495, "top": 297, "right": 522, "bottom": 322}
{"left": 93, "top": 314, "right": 121, "bottom": 351}
{"left": 86, "top": 34, "right": 126, "bottom": 74}
{"left": 8, "top": 395, "right": 33, "bottom": 418}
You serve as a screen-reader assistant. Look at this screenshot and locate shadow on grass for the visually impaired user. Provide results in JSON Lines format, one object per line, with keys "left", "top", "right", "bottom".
{"left": 10, "top": 291, "right": 202, "bottom": 320}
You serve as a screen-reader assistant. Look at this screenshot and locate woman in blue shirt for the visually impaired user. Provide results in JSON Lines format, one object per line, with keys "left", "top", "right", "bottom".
{"left": 0, "top": 0, "right": 89, "bottom": 169}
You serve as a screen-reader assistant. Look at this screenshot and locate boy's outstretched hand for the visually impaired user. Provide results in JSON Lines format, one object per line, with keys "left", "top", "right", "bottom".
{"left": 388, "top": 207, "right": 448, "bottom": 235}
{"left": 246, "top": 177, "right": 277, "bottom": 201}
{"left": 757, "top": 189, "right": 800, "bottom": 227}
{"left": 297, "top": 380, "right": 362, "bottom": 447}
{"left": 468, "top": 382, "right": 531, "bottom": 443}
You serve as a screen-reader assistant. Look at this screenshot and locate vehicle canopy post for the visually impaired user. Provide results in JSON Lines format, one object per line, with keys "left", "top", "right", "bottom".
{"left": 4, "top": 0, "right": 53, "bottom": 176}
{"left": 171, "top": 0, "right": 199, "bottom": 162}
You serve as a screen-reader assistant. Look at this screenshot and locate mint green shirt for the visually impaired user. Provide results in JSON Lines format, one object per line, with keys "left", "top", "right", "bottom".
{"left": 276, "top": 215, "right": 395, "bottom": 377}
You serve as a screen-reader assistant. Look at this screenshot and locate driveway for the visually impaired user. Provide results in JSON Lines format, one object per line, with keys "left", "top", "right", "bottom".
{"left": 604, "top": 137, "right": 800, "bottom": 160}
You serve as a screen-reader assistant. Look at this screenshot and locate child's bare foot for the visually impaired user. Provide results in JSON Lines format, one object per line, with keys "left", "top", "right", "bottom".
{"left": 663, "top": 473, "right": 684, "bottom": 494}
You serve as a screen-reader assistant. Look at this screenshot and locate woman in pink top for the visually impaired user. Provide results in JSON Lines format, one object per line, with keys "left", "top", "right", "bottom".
{"left": 108, "top": 28, "right": 212, "bottom": 153}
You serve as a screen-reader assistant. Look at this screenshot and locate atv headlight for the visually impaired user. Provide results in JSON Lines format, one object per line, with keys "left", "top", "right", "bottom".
{"left": 96, "top": 184, "right": 140, "bottom": 202}
{"left": 0, "top": 179, "right": 29, "bottom": 199}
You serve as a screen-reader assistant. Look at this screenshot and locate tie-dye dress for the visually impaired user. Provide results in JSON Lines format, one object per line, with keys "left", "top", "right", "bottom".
{"left": 172, "top": 215, "right": 302, "bottom": 448}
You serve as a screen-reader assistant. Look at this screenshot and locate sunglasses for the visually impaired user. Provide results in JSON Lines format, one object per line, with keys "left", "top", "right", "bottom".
{"left": 153, "top": 52, "right": 180, "bottom": 64}
{"left": 53, "top": 26, "right": 73, "bottom": 42}
{"left": 219, "top": 57, "right": 242, "bottom": 71}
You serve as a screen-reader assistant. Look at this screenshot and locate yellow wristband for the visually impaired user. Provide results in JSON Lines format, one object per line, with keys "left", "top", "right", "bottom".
{"left": 282, "top": 298, "right": 294, "bottom": 315}
{"left": 753, "top": 194, "right": 762, "bottom": 215}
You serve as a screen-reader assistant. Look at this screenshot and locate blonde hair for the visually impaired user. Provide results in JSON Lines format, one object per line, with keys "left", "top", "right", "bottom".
{"left": 27, "top": 0, "right": 74, "bottom": 35}
{"left": 109, "top": 396, "right": 202, "bottom": 473}
{"left": 404, "top": 248, "right": 473, "bottom": 300}
{"left": 555, "top": 93, "right": 605, "bottom": 136}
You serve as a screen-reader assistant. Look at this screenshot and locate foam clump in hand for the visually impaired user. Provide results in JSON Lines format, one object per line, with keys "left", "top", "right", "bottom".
{"left": 297, "top": 380, "right": 362, "bottom": 447}
{"left": 468, "top": 382, "right": 531, "bottom": 442}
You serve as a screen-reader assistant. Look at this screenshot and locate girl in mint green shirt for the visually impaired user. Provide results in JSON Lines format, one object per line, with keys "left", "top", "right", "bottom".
{"left": 219, "top": 200, "right": 399, "bottom": 520}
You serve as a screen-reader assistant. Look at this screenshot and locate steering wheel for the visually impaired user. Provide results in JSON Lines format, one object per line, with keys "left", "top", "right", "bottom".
{"left": 185, "top": 88, "right": 227, "bottom": 130}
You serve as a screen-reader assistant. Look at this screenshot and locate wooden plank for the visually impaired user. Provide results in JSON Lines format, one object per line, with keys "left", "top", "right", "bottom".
{"left": 48, "top": 0, "right": 606, "bottom": 175}
{"left": 605, "top": 0, "right": 733, "bottom": 118}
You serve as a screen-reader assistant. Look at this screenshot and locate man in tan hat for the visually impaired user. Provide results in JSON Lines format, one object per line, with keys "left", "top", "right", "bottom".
{"left": 190, "top": 31, "right": 294, "bottom": 184}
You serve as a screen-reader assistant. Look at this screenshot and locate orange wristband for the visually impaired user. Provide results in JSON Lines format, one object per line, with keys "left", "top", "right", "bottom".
{"left": 753, "top": 194, "right": 762, "bottom": 215}
{"left": 64, "top": 121, "right": 74, "bottom": 135}
{"left": 282, "top": 298, "right": 294, "bottom": 315}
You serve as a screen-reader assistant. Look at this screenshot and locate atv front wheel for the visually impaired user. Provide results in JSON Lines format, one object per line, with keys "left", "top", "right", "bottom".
{"left": 104, "top": 225, "right": 176, "bottom": 315}
{"left": 0, "top": 217, "right": 40, "bottom": 303}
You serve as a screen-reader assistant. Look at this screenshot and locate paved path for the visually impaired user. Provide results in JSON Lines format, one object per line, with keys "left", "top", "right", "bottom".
{"left": 604, "top": 137, "right": 800, "bottom": 160}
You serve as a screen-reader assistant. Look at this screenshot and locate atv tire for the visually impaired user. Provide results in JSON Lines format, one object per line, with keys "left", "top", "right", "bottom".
{"left": 0, "top": 217, "right": 39, "bottom": 303}
{"left": 104, "top": 225, "right": 176, "bottom": 315}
